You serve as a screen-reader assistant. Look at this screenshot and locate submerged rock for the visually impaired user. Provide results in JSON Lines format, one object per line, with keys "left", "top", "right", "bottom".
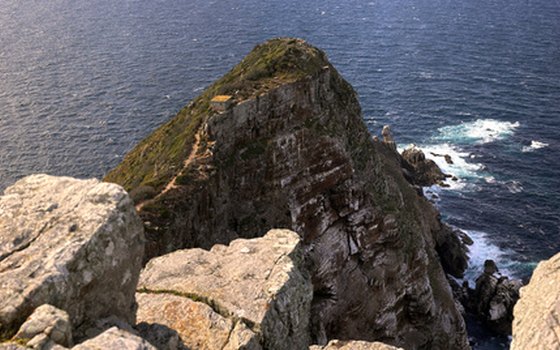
{"left": 0, "top": 174, "right": 144, "bottom": 341}
{"left": 511, "top": 252, "right": 560, "bottom": 349}
{"left": 105, "top": 38, "right": 469, "bottom": 349}
{"left": 136, "top": 229, "right": 311, "bottom": 350}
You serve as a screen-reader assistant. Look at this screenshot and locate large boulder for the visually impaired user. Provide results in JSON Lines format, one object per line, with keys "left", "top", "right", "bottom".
{"left": 511, "top": 252, "right": 560, "bottom": 349}
{"left": 136, "top": 229, "right": 312, "bottom": 350}
{"left": 0, "top": 174, "right": 144, "bottom": 341}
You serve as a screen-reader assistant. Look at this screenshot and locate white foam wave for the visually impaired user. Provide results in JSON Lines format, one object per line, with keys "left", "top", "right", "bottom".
{"left": 436, "top": 119, "right": 520, "bottom": 144}
{"left": 463, "top": 230, "right": 516, "bottom": 284}
{"left": 522, "top": 140, "right": 549, "bottom": 152}
{"left": 410, "top": 143, "right": 485, "bottom": 191}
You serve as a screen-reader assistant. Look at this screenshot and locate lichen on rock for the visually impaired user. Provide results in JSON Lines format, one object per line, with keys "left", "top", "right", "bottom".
{"left": 0, "top": 174, "right": 144, "bottom": 342}
{"left": 136, "top": 229, "right": 311, "bottom": 350}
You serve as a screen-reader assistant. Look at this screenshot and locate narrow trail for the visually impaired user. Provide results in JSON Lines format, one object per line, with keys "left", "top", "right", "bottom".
{"left": 136, "top": 131, "right": 202, "bottom": 211}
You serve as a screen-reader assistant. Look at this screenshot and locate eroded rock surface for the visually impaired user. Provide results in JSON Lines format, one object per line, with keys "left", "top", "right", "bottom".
{"left": 13, "top": 304, "right": 72, "bottom": 349}
{"left": 310, "top": 339, "right": 403, "bottom": 350}
{"left": 511, "top": 253, "right": 560, "bottom": 349}
{"left": 106, "top": 38, "right": 469, "bottom": 349}
{"left": 0, "top": 174, "right": 144, "bottom": 340}
{"left": 73, "top": 327, "right": 156, "bottom": 350}
{"left": 137, "top": 229, "right": 310, "bottom": 350}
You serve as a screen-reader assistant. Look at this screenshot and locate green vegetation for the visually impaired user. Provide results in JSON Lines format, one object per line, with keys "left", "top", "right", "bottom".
{"left": 104, "top": 38, "right": 330, "bottom": 193}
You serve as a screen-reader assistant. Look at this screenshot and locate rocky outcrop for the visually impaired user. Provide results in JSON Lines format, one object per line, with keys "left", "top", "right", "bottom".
{"left": 310, "top": 339, "right": 403, "bottom": 350}
{"left": 400, "top": 146, "right": 448, "bottom": 187}
{"left": 381, "top": 125, "right": 397, "bottom": 151}
{"left": 469, "top": 260, "right": 521, "bottom": 334}
{"left": 0, "top": 174, "right": 144, "bottom": 341}
{"left": 136, "top": 229, "right": 311, "bottom": 350}
{"left": 511, "top": 252, "right": 560, "bottom": 349}
{"left": 105, "top": 38, "right": 469, "bottom": 348}
{"left": 450, "top": 260, "right": 521, "bottom": 336}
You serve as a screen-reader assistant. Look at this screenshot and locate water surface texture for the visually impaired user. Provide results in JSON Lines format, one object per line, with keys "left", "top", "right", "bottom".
{"left": 1, "top": 1, "right": 559, "bottom": 348}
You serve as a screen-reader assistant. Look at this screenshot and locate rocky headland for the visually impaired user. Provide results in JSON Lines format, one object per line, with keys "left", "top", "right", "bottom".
{"left": 0, "top": 38, "right": 553, "bottom": 350}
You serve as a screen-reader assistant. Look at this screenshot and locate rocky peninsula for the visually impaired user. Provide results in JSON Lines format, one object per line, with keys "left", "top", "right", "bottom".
{"left": 0, "top": 38, "right": 556, "bottom": 349}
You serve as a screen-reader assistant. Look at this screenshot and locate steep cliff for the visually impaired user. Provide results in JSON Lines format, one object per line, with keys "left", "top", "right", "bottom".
{"left": 105, "top": 38, "right": 469, "bottom": 349}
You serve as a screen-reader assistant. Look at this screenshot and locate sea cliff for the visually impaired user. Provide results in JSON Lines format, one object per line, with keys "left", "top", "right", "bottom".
{"left": 105, "top": 38, "right": 469, "bottom": 349}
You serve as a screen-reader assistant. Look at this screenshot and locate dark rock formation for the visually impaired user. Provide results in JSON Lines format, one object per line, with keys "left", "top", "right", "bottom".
{"left": 401, "top": 146, "right": 448, "bottom": 187}
{"left": 0, "top": 175, "right": 144, "bottom": 342}
{"left": 105, "top": 38, "right": 469, "bottom": 349}
{"left": 464, "top": 260, "right": 522, "bottom": 335}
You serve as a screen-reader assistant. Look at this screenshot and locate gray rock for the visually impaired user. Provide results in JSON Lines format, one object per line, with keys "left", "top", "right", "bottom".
{"left": 468, "top": 260, "right": 522, "bottom": 334}
{"left": 310, "top": 339, "right": 403, "bottom": 350}
{"left": 0, "top": 174, "right": 144, "bottom": 340}
{"left": 511, "top": 252, "right": 560, "bottom": 349}
{"left": 73, "top": 327, "right": 156, "bottom": 350}
{"left": 137, "top": 229, "right": 311, "bottom": 350}
{"left": 14, "top": 304, "right": 72, "bottom": 348}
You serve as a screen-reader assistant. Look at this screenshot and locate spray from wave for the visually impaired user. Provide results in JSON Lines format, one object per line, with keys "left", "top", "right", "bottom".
{"left": 435, "top": 119, "right": 520, "bottom": 145}
{"left": 522, "top": 140, "right": 549, "bottom": 153}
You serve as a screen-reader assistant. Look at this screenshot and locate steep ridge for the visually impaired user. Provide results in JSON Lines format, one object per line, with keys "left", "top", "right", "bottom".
{"left": 105, "top": 38, "right": 469, "bottom": 349}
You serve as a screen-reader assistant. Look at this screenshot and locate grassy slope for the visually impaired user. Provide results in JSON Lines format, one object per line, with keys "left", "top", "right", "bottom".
{"left": 104, "top": 38, "right": 330, "bottom": 193}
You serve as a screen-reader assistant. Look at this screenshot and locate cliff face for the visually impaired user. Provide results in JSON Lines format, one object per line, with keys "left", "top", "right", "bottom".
{"left": 511, "top": 252, "right": 560, "bottom": 349}
{"left": 105, "top": 38, "right": 469, "bottom": 349}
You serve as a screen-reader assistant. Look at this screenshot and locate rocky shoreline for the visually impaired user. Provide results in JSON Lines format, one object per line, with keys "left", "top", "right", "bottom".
{"left": 0, "top": 38, "right": 555, "bottom": 349}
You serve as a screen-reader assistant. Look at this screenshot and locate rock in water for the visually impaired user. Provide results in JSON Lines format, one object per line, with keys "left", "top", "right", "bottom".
{"left": 136, "top": 229, "right": 311, "bottom": 350}
{"left": 0, "top": 174, "right": 144, "bottom": 340}
{"left": 511, "top": 253, "right": 560, "bottom": 349}
{"left": 466, "top": 260, "right": 521, "bottom": 335}
{"left": 105, "top": 38, "right": 469, "bottom": 349}
{"left": 401, "top": 146, "right": 447, "bottom": 187}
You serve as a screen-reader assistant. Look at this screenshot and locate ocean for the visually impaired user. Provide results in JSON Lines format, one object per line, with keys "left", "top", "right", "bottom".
{"left": 1, "top": 0, "right": 559, "bottom": 348}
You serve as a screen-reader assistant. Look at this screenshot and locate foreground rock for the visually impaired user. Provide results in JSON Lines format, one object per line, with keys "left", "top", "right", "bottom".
{"left": 106, "top": 38, "right": 469, "bottom": 348}
{"left": 511, "top": 252, "right": 560, "bottom": 349}
{"left": 0, "top": 174, "right": 144, "bottom": 341}
{"left": 310, "top": 339, "right": 403, "bottom": 350}
{"left": 136, "top": 229, "right": 311, "bottom": 350}
{"left": 73, "top": 327, "right": 156, "bottom": 350}
{"left": 13, "top": 304, "right": 72, "bottom": 349}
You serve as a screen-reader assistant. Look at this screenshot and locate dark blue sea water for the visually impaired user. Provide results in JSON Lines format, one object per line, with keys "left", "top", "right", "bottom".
{"left": 1, "top": 0, "right": 559, "bottom": 348}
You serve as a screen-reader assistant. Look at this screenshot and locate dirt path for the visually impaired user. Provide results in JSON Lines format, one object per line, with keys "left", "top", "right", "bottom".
{"left": 136, "top": 132, "right": 202, "bottom": 211}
